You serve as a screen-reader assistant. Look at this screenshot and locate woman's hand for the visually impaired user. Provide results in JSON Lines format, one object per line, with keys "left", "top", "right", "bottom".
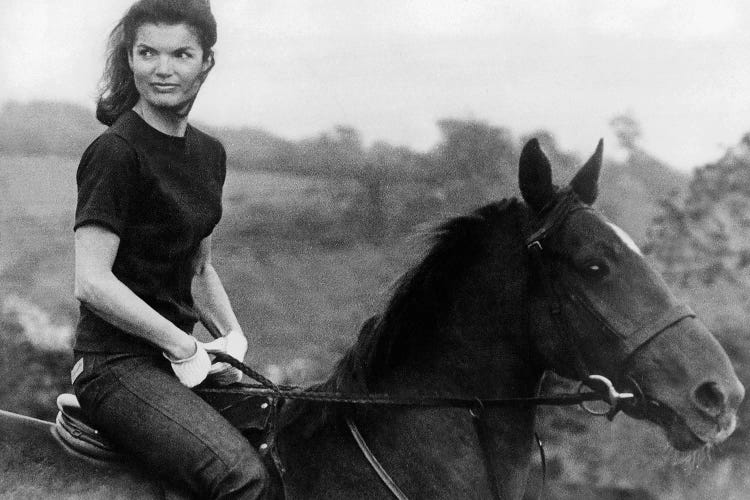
{"left": 163, "top": 338, "right": 212, "bottom": 388}
{"left": 205, "top": 330, "right": 247, "bottom": 385}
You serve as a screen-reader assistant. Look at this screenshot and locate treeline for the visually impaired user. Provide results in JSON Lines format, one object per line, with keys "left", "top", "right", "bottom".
{"left": 0, "top": 100, "right": 572, "bottom": 187}
{"left": 647, "top": 132, "right": 750, "bottom": 287}
{"left": 0, "top": 100, "right": 685, "bottom": 245}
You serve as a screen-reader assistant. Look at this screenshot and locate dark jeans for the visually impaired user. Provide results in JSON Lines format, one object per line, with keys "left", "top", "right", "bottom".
{"left": 72, "top": 352, "right": 269, "bottom": 500}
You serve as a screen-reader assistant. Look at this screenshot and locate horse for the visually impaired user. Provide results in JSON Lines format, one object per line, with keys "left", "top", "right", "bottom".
{"left": 0, "top": 138, "right": 743, "bottom": 499}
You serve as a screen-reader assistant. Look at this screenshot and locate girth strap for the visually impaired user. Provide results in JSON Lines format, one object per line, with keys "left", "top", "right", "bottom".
{"left": 346, "top": 415, "right": 506, "bottom": 500}
{"left": 346, "top": 417, "right": 409, "bottom": 500}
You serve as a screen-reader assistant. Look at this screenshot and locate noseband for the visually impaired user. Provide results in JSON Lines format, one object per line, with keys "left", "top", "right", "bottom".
{"left": 524, "top": 190, "right": 696, "bottom": 403}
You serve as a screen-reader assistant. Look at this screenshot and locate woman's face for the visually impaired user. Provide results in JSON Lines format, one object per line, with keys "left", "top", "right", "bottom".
{"left": 128, "top": 23, "right": 211, "bottom": 114}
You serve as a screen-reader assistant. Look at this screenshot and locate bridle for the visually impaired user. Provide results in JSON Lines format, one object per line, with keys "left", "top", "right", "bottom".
{"left": 206, "top": 190, "right": 696, "bottom": 499}
{"left": 524, "top": 189, "right": 696, "bottom": 416}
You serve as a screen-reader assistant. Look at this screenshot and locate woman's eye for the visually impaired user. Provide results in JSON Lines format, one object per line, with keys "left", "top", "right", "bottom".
{"left": 581, "top": 260, "right": 610, "bottom": 280}
{"left": 138, "top": 49, "right": 153, "bottom": 57}
{"left": 177, "top": 52, "right": 192, "bottom": 59}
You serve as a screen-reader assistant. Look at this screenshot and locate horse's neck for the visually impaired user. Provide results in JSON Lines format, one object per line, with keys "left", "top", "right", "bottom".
{"left": 363, "top": 338, "right": 539, "bottom": 498}
{"left": 365, "top": 272, "right": 541, "bottom": 497}
{"left": 348, "top": 206, "right": 541, "bottom": 497}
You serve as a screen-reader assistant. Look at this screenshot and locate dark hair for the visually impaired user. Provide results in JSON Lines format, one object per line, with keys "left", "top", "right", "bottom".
{"left": 96, "top": 0, "right": 217, "bottom": 126}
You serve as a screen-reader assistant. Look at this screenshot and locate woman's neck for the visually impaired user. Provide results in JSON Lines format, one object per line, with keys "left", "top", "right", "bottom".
{"left": 133, "top": 99, "right": 191, "bottom": 137}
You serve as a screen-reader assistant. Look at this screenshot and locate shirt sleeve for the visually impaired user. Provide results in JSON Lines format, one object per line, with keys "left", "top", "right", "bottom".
{"left": 218, "top": 142, "right": 227, "bottom": 188}
{"left": 74, "top": 133, "right": 138, "bottom": 236}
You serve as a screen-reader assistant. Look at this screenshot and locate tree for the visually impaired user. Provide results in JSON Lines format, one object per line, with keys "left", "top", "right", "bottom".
{"left": 645, "top": 134, "right": 750, "bottom": 286}
{"left": 610, "top": 113, "right": 642, "bottom": 151}
{"left": 423, "top": 119, "right": 518, "bottom": 210}
{"left": 432, "top": 119, "right": 516, "bottom": 182}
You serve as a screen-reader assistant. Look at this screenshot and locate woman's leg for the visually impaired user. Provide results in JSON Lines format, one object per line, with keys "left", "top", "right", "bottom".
{"left": 73, "top": 353, "right": 269, "bottom": 500}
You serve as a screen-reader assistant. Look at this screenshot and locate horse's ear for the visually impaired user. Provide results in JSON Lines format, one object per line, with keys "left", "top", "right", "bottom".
{"left": 519, "top": 138, "right": 554, "bottom": 213}
{"left": 570, "top": 139, "right": 603, "bottom": 205}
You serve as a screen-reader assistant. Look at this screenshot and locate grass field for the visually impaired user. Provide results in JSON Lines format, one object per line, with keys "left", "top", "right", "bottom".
{"left": 0, "top": 155, "right": 326, "bottom": 220}
{"left": 3, "top": 154, "right": 750, "bottom": 498}
{"left": 0, "top": 154, "right": 409, "bottom": 375}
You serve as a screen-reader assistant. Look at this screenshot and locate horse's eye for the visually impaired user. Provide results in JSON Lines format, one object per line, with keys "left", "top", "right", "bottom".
{"left": 581, "top": 260, "right": 609, "bottom": 280}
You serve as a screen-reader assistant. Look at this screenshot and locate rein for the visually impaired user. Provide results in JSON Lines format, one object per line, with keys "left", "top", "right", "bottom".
{"left": 208, "top": 352, "right": 632, "bottom": 500}
{"left": 205, "top": 191, "right": 692, "bottom": 499}
{"left": 208, "top": 352, "right": 627, "bottom": 410}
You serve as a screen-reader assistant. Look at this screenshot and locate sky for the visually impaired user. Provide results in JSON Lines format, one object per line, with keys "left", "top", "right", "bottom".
{"left": 2, "top": 0, "right": 750, "bottom": 171}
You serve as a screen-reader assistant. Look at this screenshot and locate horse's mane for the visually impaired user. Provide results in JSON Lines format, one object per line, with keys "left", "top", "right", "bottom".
{"left": 280, "top": 198, "right": 523, "bottom": 434}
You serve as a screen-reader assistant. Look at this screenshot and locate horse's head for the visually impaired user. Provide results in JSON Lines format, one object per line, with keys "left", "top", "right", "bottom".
{"left": 520, "top": 138, "right": 744, "bottom": 451}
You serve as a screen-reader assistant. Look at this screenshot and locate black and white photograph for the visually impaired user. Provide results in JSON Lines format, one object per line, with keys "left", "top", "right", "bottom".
{"left": 1, "top": 1, "right": 749, "bottom": 498}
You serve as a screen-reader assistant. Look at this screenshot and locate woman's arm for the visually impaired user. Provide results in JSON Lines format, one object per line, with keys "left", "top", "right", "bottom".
{"left": 190, "top": 235, "right": 244, "bottom": 339}
{"left": 191, "top": 235, "right": 247, "bottom": 384}
{"left": 74, "top": 224, "right": 197, "bottom": 360}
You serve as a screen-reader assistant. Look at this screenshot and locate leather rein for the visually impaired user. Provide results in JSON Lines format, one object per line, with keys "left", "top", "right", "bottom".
{"left": 207, "top": 190, "right": 695, "bottom": 499}
{"left": 208, "top": 353, "right": 628, "bottom": 500}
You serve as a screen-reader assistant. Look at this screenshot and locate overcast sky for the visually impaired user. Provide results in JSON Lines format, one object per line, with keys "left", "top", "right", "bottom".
{"left": 2, "top": 0, "right": 749, "bottom": 171}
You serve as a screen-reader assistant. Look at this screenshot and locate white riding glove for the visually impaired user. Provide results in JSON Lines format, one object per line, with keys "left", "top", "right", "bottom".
{"left": 206, "top": 330, "right": 248, "bottom": 385}
{"left": 164, "top": 338, "right": 212, "bottom": 388}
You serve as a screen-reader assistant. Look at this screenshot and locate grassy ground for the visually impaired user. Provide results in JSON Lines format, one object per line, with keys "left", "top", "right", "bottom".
{"left": 2, "top": 154, "right": 750, "bottom": 498}
{"left": 0, "top": 154, "right": 415, "bottom": 376}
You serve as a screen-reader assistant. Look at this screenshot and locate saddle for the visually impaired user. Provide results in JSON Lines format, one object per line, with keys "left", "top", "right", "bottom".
{"left": 55, "top": 394, "right": 119, "bottom": 460}
{"left": 55, "top": 392, "right": 276, "bottom": 461}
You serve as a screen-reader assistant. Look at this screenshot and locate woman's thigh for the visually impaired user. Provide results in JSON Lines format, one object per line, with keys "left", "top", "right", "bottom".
{"left": 73, "top": 353, "right": 267, "bottom": 498}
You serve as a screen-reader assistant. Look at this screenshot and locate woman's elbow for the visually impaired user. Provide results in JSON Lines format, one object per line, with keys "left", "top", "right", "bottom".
{"left": 192, "top": 260, "right": 215, "bottom": 281}
{"left": 74, "top": 272, "right": 106, "bottom": 304}
{"left": 74, "top": 276, "right": 92, "bottom": 303}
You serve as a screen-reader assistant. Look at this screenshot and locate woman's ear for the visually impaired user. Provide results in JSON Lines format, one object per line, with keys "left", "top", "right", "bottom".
{"left": 200, "top": 52, "right": 215, "bottom": 82}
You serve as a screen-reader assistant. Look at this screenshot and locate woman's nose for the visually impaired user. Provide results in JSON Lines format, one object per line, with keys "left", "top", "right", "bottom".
{"left": 155, "top": 55, "right": 173, "bottom": 77}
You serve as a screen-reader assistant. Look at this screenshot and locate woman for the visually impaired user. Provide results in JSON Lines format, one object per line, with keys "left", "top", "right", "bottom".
{"left": 71, "top": 1, "right": 269, "bottom": 498}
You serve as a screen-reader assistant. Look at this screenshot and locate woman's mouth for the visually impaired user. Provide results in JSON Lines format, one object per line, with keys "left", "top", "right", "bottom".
{"left": 151, "top": 83, "right": 179, "bottom": 92}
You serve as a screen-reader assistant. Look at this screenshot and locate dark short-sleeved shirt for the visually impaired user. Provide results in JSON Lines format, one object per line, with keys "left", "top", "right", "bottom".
{"left": 74, "top": 110, "right": 226, "bottom": 354}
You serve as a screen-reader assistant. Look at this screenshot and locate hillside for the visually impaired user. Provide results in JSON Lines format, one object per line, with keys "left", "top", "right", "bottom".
{"left": 1, "top": 100, "right": 729, "bottom": 498}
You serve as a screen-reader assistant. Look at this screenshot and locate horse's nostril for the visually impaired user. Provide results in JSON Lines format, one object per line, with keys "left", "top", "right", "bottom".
{"left": 693, "top": 381, "right": 726, "bottom": 417}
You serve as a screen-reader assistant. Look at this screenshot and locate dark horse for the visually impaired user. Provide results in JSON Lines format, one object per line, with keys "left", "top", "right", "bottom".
{"left": 0, "top": 139, "right": 743, "bottom": 499}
